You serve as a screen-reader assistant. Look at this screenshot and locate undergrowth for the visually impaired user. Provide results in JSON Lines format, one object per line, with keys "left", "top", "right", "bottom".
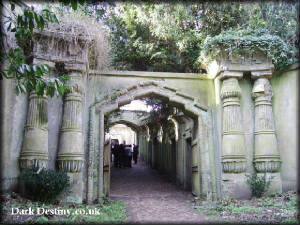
{"left": 1, "top": 192, "right": 127, "bottom": 224}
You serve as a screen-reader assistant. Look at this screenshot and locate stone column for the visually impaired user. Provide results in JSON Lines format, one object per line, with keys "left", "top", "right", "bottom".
{"left": 220, "top": 71, "right": 248, "bottom": 198}
{"left": 20, "top": 91, "right": 48, "bottom": 170}
{"left": 251, "top": 71, "right": 282, "bottom": 193}
{"left": 87, "top": 106, "right": 95, "bottom": 204}
{"left": 57, "top": 72, "right": 84, "bottom": 203}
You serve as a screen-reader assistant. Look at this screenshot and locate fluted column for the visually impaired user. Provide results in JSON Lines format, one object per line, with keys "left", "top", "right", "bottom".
{"left": 251, "top": 70, "right": 282, "bottom": 192}
{"left": 220, "top": 71, "right": 249, "bottom": 198}
{"left": 58, "top": 73, "right": 84, "bottom": 172}
{"left": 57, "top": 72, "right": 84, "bottom": 203}
{"left": 220, "top": 71, "right": 247, "bottom": 173}
{"left": 20, "top": 91, "right": 48, "bottom": 170}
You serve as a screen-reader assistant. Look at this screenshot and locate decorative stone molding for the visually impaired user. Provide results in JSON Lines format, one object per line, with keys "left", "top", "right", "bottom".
{"left": 220, "top": 71, "right": 247, "bottom": 173}
{"left": 220, "top": 50, "right": 274, "bottom": 72}
{"left": 107, "top": 110, "right": 150, "bottom": 130}
{"left": 33, "top": 29, "right": 90, "bottom": 72}
{"left": 205, "top": 48, "right": 275, "bottom": 79}
{"left": 91, "top": 81, "right": 213, "bottom": 200}
{"left": 57, "top": 153, "right": 83, "bottom": 173}
{"left": 254, "top": 158, "right": 281, "bottom": 173}
{"left": 251, "top": 71, "right": 281, "bottom": 173}
{"left": 95, "top": 81, "right": 208, "bottom": 114}
{"left": 57, "top": 72, "right": 84, "bottom": 173}
{"left": 221, "top": 155, "right": 247, "bottom": 173}
{"left": 20, "top": 91, "right": 48, "bottom": 170}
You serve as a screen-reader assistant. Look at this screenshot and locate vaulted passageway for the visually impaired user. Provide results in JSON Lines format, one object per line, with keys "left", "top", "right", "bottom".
{"left": 97, "top": 90, "right": 208, "bottom": 221}
{"left": 105, "top": 96, "right": 198, "bottom": 197}
{"left": 87, "top": 81, "right": 215, "bottom": 204}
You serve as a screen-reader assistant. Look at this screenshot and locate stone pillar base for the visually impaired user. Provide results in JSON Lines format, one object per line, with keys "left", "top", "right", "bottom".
{"left": 63, "top": 173, "right": 83, "bottom": 203}
{"left": 222, "top": 173, "right": 250, "bottom": 199}
{"left": 258, "top": 172, "right": 282, "bottom": 194}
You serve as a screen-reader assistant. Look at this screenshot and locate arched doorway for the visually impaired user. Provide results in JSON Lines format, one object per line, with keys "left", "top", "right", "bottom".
{"left": 86, "top": 81, "right": 216, "bottom": 203}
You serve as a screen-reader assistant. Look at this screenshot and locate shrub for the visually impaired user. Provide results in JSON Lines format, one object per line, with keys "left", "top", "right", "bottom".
{"left": 20, "top": 166, "right": 70, "bottom": 202}
{"left": 246, "top": 171, "right": 273, "bottom": 198}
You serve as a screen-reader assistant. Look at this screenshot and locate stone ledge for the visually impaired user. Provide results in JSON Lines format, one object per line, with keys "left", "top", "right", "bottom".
{"left": 89, "top": 70, "right": 209, "bottom": 80}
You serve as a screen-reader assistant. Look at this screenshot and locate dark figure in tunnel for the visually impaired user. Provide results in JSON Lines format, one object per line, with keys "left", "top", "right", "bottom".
{"left": 111, "top": 143, "right": 115, "bottom": 163}
{"left": 124, "top": 145, "right": 132, "bottom": 168}
{"left": 113, "top": 144, "right": 120, "bottom": 168}
{"left": 119, "top": 144, "right": 126, "bottom": 168}
{"left": 133, "top": 144, "right": 139, "bottom": 164}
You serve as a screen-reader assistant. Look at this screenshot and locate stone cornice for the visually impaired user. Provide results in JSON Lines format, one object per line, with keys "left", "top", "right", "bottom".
{"left": 32, "top": 29, "right": 89, "bottom": 72}
{"left": 220, "top": 71, "right": 243, "bottom": 80}
{"left": 89, "top": 70, "right": 209, "bottom": 80}
{"left": 251, "top": 70, "right": 273, "bottom": 79}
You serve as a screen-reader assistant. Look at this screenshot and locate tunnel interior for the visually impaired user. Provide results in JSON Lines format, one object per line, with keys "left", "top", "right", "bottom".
{"left": 104, "top": 95, "right": 198, "bottom": 195}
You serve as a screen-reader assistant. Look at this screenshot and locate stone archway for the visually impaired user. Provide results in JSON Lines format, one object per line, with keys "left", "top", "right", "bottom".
{"left": 86, "top": 81, "right": 216, "bottom": 203}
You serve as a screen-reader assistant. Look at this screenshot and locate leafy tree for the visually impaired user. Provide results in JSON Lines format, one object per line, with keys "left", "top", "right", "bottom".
{"left": 90, "top": 1, "right": 298, "bottom": 72}
{"left": 144, "top": 97, "right": 177, "bottom": 128}
{"left": 85, "top": 1, "right": 298, "bottom": 120}
{"left": 2, "top": 1, "right": 297, "bottom": 98}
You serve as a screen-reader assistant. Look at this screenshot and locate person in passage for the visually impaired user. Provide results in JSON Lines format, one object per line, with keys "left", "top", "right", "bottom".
{"left": 111, "top": 143, "right": 115, "bottom": 164}
{"left": 133, "top": 144, "right": 139, "bottom": 164}
{"left": 119, "top": 144, "right": 125, "bottom": 168}
{"left": 130, "top": 144, "right": 134, "bottom": 163}
{"left": 124, "top": 144, "right": 132, "bottom": 168}
{"left": 111, "top": 143, "right": 115, "bottom": 166}
{"left": 113, "top": 144, "right": 120, "bottom": 168}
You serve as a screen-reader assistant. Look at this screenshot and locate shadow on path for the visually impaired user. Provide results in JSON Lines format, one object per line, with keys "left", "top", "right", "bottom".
{"left": 110, "top": 161, "right": 207, "bottom": 223}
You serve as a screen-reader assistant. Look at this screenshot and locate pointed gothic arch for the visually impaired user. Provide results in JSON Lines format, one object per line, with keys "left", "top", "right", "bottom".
{"left": 86, "top": 81, "right": 216, "bottom": 203}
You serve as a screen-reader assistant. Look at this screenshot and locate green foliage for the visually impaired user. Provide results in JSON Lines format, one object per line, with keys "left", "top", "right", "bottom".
{"left": 202, "top": 28, "right": 297, "bottom": 69}
{"left": 195, "top": 190, "right": 299, "bottom": 223}
{"left": 90, "top": 1, "right": 298, "bottom": 72}
{"left": 2, "top": 47, "right": 71, "bottom": 96}
{"left": 0, "top": 0, "right": 84, "bottom": 97}
{"left": 211, "top": 204, "right": 261, "bottom": 214}
{"left": 144, "top": 97, "right": 177, "bottom": 127}
{"left": 99, "top": 2, "right": 204, "bottom": 72}
{"left": 61, "top": 0, "right": 85, "bottom": 11}
{"left": 246, "top": 171, "right": 273, "bottom": 198}
{"left": 2, "top": 192, "right": 127, "bottom": 224}
{"left": 20, "top": 166, "right": 70, "bottom": 202}
{"left": 2, "top": 1, "right": 298, "bottom": 88}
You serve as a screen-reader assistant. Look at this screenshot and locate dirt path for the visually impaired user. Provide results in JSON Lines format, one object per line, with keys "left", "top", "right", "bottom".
{"left": 110, "top": 161, "right": 207, "bottom": 224}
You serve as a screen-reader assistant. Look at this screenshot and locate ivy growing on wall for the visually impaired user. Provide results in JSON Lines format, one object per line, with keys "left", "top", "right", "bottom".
{"left": 201, "top": 28, "right": 298, "bottom": 69}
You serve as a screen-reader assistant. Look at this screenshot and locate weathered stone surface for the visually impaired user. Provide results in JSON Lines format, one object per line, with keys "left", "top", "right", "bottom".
{"left": 33, "top": 30, "right": 90, "bottom": 72}
{"left": 222, "top": 173, "right": 250, "bottom": 199}
{"left": 19, "top": 92, "right": 48, "bottom": 170}
{"left": 219, "top": 72, "right": 248, "bottom": 199}
{"left": 58, "top": 72, "right": 85, "bottom": 203}
{"left": 271, "top": 66, "right": 298, "bottom": 191}
{"left": 220, "top": 75, "right": 247, "bottom": 173}
{"left": 107, "top": 110, "right": 150, "bottom": 130}
{"left": 1, "top": 27, "right": 298, "bottom": 205}
{"left": 58, "top": 86, "right": 84, "bottom": 171}
{"left": 251, "top": 74, "right": 282, "bottom": 192}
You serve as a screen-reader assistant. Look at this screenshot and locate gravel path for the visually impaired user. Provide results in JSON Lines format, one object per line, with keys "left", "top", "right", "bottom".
{"left": 110, "top": 161, "right": 207, "bottom": 224}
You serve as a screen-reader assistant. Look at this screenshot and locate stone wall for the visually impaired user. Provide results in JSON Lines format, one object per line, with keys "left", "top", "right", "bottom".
{"left": 1, "top": 79, "right": 27, "bottom": 192}
{"left": 1, "top": 27, "right": 298, "bottom": 202}
{"left": 212, "top": 63, "right": 298, "bottom": 198}
{"left": 271, "top": 65, "right": 298, "bottom": 191}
